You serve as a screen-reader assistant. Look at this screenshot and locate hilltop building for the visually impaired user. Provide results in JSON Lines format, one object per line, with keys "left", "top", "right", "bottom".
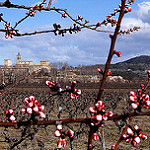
{"left": 2, "top": 52, "right": 53, "bottom": 72}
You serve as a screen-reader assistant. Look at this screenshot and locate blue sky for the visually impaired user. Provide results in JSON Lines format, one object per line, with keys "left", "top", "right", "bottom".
{"left": 0, "top": 0, "right": 150, "bottom": 66}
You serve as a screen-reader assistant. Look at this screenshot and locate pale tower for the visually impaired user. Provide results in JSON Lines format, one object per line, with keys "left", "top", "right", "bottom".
{"left": 16, "top": 52, "right": 21, "bottom": 64}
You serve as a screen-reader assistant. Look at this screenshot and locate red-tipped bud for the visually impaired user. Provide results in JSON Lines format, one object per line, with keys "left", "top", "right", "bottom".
{"left": 38, "top": 111, "right": 46, "bottom": 118}
{"left": 57, "top": 139, "right": 63, "bottom": 148}
{"left": 95, "top": 101, "right": 103, "bottom": 109}
{"left": 126, "top": 7, "right": 132, "bottom": 12}
{"left": 66, "top": 130, "right": 74, "bottom": 138}
{"left": 111, "top": 145, "right": 115, "bottom": 150}
{"left": 93, "top": 133, "right": 99, "bottom": 141}
{"left": 89, "top": 107, "right": 97, "bottom": 113}
{"left": 141, "top": 134, "right": 147, "bottom": 140}
{"left": 29, "top": 96, "right": 35, "bottom": 101}
{"left": 114, "top": 51, "right": 122, "bottom": 57}
{"left": 45, "top": 80, "right": 51, "bottom": 85}
{"left": 39, "top": 105, "right": 45, "bottom": 111}
{"left": 131, "top": 140, "right": 137, "bottom": 146}
{"left": 103, "top": 115, "right": 108, "bottom": 121}
{"left": 107, "top": 71, "right": 112, "bottom": 76}
{"left": 62, "top": 139, "right": 67, "bottom": 147}
{"left": 108, "top": 111, "right": 113, "bottom": 117}
{"left": 141, "top": 84, "right": 144, "bottom": 89}
{"left": 147, "top": 70, "right": 150, "bottom": 77}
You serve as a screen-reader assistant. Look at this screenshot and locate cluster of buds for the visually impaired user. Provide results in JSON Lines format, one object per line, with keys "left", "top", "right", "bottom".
{"left": 22, "top": 96, "right": 45, "bottom": 118}
{"left": 121, "top": 125, "right": 147, "bottom": 146}
{"left": 76, "top": 15, "right": 83, "bottom": 22}
{"left": 119, "top": 26, "right": 140, "bottom": 35}
{"left": 101, "top": 17, "right": 117, "bottom": 27}
{"left": 69, "top": 24, "right": 81, "bottom": 34}
{"left": 26, "top": 2, "right": 46, "bottom": 16}
{"left": 124, "top": 7, "right": 132, "bottom": 13}
{"left": 89, "top": 100, "right": 113, "bottom": 127}
{"left": 128, "top": 0, "right": 135, "bottom": 5}
{"left": 97, "top": 68, "right": 112, "bottom": 76}
{"left": 26, "top": 8, "right": 36, "bottom": 17}
{"left": 65, "top": 81, "right": 81, "bottom": 99}
{"left": 114, "top": 50, "right": 122, "bottom": 57}
{"left": 129, "top": 89, "right": 150, "bottom": 110}
{"left": 5, "top": 109, "right": 16, "bottom": 123}
{"left": 46, "top": 81, "right": 62, "bottom": 92}
{"left": 61, "top": 13, "right": 67, "bottom": 19}
{"left": 55, "top": 124, "right": 74, "bottom": 148}
{"left": 4, "top": 22, "right": 16, "bottom": 39}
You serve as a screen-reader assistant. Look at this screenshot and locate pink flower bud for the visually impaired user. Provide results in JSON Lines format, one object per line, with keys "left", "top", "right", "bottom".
{"left": 129, "top": 96, "right": 136, "bottom": 102}
{"left": 38, "top": 111, "right": 46, "bottom": 118}
{"left": 9, "top": 115, "right": 16, "bottom": 122}
{"left": 141, "top": 84, "right": 144, "bottom": 89}
{"left": 33, "top": 106, "right": 39, "bottom": 112}
{"left": 46, "top": 80, "right": 51, "bottom": 85}
{"left": 93, "top": 133, "right": 99, "bottom": 141}
{"left": 55, "top": 130, "right": 61, "bottom": 137}
{"left": 145, "top": 100, "right": 150, "bottom": 106}
{"left": 27, "top": 108, "right": 32, "bottom": 114}
{"left": 127, "top": 128, "right": 134, "bottom": 136}
{"left": 9, "top": 109, "right": 14, "bottom": 115}
{"left": 95, "top": 101, "right": 103, "bottom": 109}
{"left": 77, "top": 89, "right": 81, "bottom": 95}
{"left": 134, "top": 125, "right": 139, "bottom": 131}
{"left": 131, "top": 103, "right": 139, "bottom": 109}
{"left": 29, "top": 96, "right": 35, "bottom": 101}
{"left": 21, "top": 107, "right": 26, "bottom": 113}
{"left": 28, "top": 102, "right": 33, "bottom": 108}
{"left": 24, "top": 98, "right": 29, "bottom": 105}
{"left": 102, "top": 115, "right": 108, "bottom": 121}
{"left": 127, "top": 7, "right": 132, "bottom": 12}
{"left": 147, "top": 70, "right": 150, "bottom": 77}
{"left": 130, "top": 91, "right": 136, "bottom": 97}
{"left": 108, "top": 111, "right": 113, "bottom": 117}
{"left": 134, "top": 136, "right": 140, "bottom": 143}
{"left": 89, "top": 107, "right": 97, "bottom": 113}
{"left": 39, "top": 105, "right": 45, "bottom": 111}
{"left": 70, "top": 93, "right": 76, "bottom": 99}
{"left": 125, "top": 138, "right": 131, "bottom": 143}
{"left": 57, "top": 124, "right": 63, "bottom": 131}
{"left": 96, "top": 114, "right": 102, "bottom": 121}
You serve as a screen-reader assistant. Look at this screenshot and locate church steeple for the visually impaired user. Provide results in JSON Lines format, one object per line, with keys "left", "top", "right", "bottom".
{"left": 16, "top": 52, "right": 21, "bottom": 64}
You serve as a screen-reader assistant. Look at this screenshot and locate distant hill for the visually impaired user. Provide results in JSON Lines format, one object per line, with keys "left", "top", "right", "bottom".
{"left": 72, "top": 55, "right": 150, "bottom": 81}
{"left": 115, "top": 55, "right": 150, "bottom": 64}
